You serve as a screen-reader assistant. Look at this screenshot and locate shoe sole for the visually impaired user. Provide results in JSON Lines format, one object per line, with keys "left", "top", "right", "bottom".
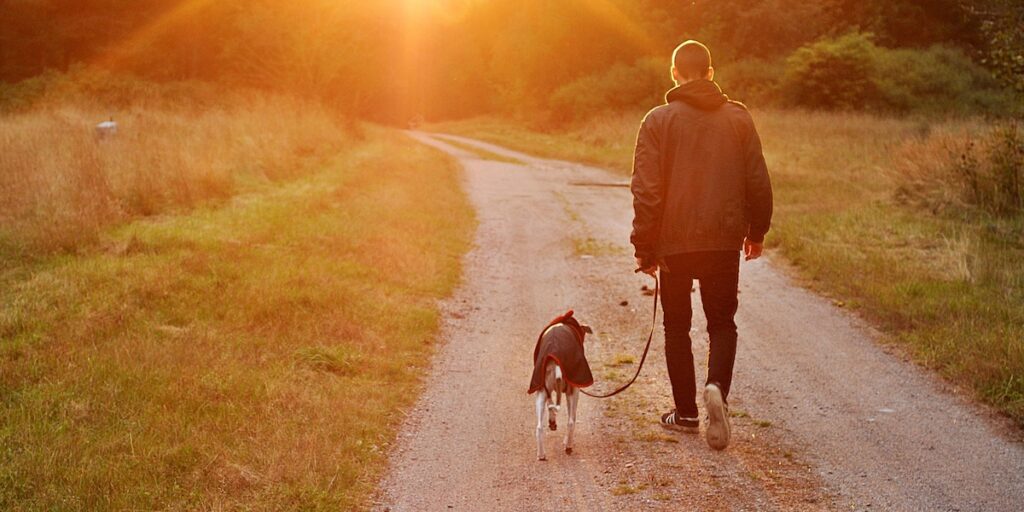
{"left": 704, "top": 384, "right": 730, "bottom": 450}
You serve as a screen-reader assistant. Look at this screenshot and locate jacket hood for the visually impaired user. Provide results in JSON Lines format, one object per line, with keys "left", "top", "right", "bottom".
{"left": 665, "top": 79, "right": 728, "bottom": 110}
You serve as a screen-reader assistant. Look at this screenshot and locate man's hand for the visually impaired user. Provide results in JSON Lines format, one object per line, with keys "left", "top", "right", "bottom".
{"left": 635, "top": 257, "right": 658, "bottom": 277}
{"left": 743, "top": 238, "right": 764, "bottom": 261}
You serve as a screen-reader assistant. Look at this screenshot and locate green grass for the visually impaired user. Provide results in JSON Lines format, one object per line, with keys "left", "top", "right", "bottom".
{"left": 633, "top": 431, "right": 679, "bottom": 443}
{"left": 607, "top": 353, "right": 636, "bottom": 367}
{"left": 573, "top": 236, "right": 624, "bottom": 257}
{"left": 0, "top": 128, "right": 475, "bottom": 510}
{"left": 434, "top": 111, "right": 1024, "bottom": 425}
{"left": 611, "top": 483, "right": 644, "bottom": 496}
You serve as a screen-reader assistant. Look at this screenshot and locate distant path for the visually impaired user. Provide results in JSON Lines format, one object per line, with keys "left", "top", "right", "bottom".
{"left": 375, "top": 133, "right": 1024, "bottom": 511}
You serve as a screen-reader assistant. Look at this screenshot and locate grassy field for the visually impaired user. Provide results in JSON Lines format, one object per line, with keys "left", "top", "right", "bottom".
{"left": 432, "top": 111, "right": 1024, "bottom": 425}
{"left": 0, "top": 95, "right": 346, "bottom": 253}
{"left": 0, "top": 124, "right": 474, "bottom": 509}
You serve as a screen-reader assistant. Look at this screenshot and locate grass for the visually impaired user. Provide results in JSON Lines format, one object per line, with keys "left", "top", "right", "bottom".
{"left": 633, "top": 431, "right": 679, "bottom": 443}
{"left": 573, "top": 236, "right": 624, "bottom": 257}
{"left": 611, "top": 483, "right": 645, "bottom": 496}
{"left": 0, "top": 127, "right": 474, "bottom": 509}
{"left": 602, "top": 354, "right": 634, "bottom": 366}
{"left": 0, "top": 95, "right": 346, "bottom": 252}
{"left": 552, "top": 189, "right": 627, "bottom": 258}
{"left": 434, "top": 110, "right": 1024, "bottom": 425}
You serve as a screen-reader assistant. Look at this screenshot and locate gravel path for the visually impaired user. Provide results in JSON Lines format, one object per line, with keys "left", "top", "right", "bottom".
{"left": 374, "top": 132, "right": 1024, "bottom": 511}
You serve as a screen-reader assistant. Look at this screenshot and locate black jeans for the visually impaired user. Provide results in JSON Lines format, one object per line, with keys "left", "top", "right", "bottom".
{"left": 660, "top": 251, "right": 739, "bottom": 418}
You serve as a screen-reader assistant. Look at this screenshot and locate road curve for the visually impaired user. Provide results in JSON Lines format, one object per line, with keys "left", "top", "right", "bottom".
{"left": 374, "top": 132, "right": 1024, "bottom": 511}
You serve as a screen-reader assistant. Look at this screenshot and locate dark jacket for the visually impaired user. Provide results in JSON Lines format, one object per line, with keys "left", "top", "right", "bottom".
{"left": 527, "top": 311, "right": 594, "bottom": 394}
{"left": 630, "top": 80, "right": 773, "bottom": 263}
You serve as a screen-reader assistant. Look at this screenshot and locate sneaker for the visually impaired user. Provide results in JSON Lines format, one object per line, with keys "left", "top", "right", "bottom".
{"left": 704, "top": 383, "right": 730, "bottom": 450}
{"left": 660, "top": 410, "right": 699, "bottom": 431}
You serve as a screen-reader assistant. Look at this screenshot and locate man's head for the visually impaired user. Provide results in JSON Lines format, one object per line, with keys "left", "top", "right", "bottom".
{"left": 672, "top": 40, "right": 714, "bottom": 85}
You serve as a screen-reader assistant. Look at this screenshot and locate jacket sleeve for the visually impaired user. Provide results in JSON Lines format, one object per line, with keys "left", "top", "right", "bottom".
{"left": 743, "top": 118, "right": 773, "bottom": 243}
{"left": 630, "top": 113, "right": 663, "bottom": 263}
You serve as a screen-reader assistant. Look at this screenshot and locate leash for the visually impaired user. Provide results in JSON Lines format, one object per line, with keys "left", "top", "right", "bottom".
{"left": 580, "top": 272, "right": 659, "bottom": 399}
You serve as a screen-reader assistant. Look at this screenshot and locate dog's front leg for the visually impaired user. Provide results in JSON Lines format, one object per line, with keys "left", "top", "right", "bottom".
{"left": 564, "top": 387, "right": 578, "bottom": 455}
{"left": 535, "top": 391, "right": 547, "bottom": 461}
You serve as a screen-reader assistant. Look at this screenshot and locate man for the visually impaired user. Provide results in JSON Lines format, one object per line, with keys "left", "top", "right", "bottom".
{"left": 630, "top": 40, "right": 773, "bottom": 450}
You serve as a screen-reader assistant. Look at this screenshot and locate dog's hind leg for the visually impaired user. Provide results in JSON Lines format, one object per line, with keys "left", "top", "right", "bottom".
{"left": 554, "top": 365, "right": 563, "bottom": 408}
{"left": 545, "top": 364, "right": 559, "bottom": 431}
{"left": 535, "top": 391, "right": 547, "bottom": 461}
{"left": 564, "top": 386, "right": 578, "bottom": 455}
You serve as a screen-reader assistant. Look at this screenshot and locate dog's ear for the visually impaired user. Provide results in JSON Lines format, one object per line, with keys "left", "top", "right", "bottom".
{"left": 581, "top": 324, "right": 593, "bottom": 334}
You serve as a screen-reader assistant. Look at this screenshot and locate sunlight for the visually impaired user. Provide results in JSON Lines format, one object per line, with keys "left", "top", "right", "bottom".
{"left": 91, "top": 0, "right": 216, "bottom": 68}
{"left": 577, "top": 0, "right": 662, "bottom": 54}
{"left": 4, "top": 0, "right": 1023, "bottom": 508}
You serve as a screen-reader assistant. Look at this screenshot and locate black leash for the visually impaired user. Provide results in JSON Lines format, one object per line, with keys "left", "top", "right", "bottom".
{"left": 580, "top": 273, "right": 659, "bottom": 399}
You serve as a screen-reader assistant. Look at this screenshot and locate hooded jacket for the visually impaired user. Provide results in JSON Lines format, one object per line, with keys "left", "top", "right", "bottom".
{"left": 630, "top": 79, "right": 773, "bottom": 263}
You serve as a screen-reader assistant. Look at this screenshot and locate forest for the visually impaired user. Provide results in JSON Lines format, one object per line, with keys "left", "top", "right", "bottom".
{"left": 1, "top": 0, "right": 1022, "bottom": 121}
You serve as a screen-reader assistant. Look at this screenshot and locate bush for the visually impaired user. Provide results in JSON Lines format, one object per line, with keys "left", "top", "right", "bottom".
{"left": 783, "top": 32, "right": 1019, "bottom": 114}
{"left": 782, "top": 32, "right": 879, "bottom": 110}
{"left": 0, "top": 67, "right": 223, "bottom": 113}
{"left": 548, "top": 58, "right": 666, "bottom": 122}
{"left": 715, "top": 58, "right": 785, "bottom": 106}
{"left": 894, "top": 121, "right": 1024, "bottom": 216}
{"left": 874, "top": 45, "right": 1016, "bottom": 115}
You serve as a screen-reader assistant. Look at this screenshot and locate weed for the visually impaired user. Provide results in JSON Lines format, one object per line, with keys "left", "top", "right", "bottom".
{"left": 610, "top": 353, "right": 636, "bottom": 366}
{"left": 634, "top": 431, "right": 680, "bottom": 443}
{"left": 612, "top": 484, "right": 645, "bottom": 496}
{"left": 573, "top": 237, "right": 625, "bottom": 257}
{"left": 894, "top": 121, "right": 1023, "bottom": 216}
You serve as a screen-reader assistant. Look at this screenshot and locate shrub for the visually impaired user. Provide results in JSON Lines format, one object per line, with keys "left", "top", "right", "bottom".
{"left": 548, "top": 58, "right": 666, "bottom": 122}
{"left": 783, "top": 33, "right": 1019, "bottom": 114}
{"left": 873, "top": 45, "right": 1016, "bottom": 115}
{"left": 893, "top": 121, "right": 1024, "bottom": 216}
{"left": 716, "top": 58, "right": 785, "bottom": 106}
{"left": 782, "top": 32, "right": 879, "bottom": 110}
{"left": 0, "top": 67, "right": 222, "bottom": 113}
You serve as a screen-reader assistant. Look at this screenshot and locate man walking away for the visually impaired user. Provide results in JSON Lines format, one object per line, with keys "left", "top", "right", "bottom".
{"left": 630, "top": 40, "right": 773, "bottom": 450}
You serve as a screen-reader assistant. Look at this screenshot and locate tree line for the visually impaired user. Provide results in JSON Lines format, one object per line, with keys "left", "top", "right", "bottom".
{"left": 1, "top": 0, "right": 1020, "bottom": 120}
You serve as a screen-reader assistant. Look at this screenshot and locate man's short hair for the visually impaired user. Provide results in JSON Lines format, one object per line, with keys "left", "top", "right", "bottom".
{"left": 672, "top": 40, "right": 712, "bottom": 81}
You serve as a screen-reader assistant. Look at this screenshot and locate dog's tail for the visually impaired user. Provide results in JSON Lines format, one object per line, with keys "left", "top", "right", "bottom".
{"left": 554, "top": 365, "right": 563, "bottom": 407}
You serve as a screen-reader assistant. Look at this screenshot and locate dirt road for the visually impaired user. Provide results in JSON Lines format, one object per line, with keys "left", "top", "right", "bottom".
{"left": 374, "top": 133, "right": 1024, "bottom": 511}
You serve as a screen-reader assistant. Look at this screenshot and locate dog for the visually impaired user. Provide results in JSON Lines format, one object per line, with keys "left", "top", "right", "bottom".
{"left": 527, "top": 310, "right": 594, "bottom": 461}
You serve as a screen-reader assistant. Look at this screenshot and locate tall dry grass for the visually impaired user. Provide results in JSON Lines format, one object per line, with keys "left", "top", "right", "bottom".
{"left": 0, "top": 95, "right": 349, "bottom": 252}
{"left": 893, "top": 121, "right": 1024, "bottom": 216}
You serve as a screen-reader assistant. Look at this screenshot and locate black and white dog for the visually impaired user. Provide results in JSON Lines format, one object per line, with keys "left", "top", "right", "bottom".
{"left": 527, "top": 310, "right": 594, "bottom": 461}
